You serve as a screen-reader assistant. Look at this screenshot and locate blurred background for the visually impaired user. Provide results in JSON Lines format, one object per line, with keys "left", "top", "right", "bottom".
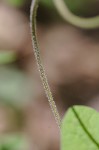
{"left": 0, "top": 0, "right": 99, "bottom": 150}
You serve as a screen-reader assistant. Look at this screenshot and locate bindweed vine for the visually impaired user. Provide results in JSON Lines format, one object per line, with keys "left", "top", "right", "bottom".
{"left": 30, "top": 0, "right": 61, "bottom": 128}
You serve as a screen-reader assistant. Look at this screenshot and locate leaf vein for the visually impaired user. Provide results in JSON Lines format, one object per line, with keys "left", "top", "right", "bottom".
{"left": 72, "top": 107, "right": 99, "bottom": 148}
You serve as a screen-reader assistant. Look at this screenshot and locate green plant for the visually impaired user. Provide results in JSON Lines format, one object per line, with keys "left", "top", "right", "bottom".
{"left": 41, "top": 0, "right": 53, "bottom": 8}
{"left": 0, "top": 51, "right": 32, "bottom": 129}
{"left": 30, "top": 0, "right": 99, "bottom": 150}
{"left": 0, "top": 51, "right": 17, "bottom": 65}
{"left": 53, "top": 0, "right": 99, "bottom": 29}
{"left": 61, "top": 106, "right": 99, "bottom": 150}
{"left": 41, "top": 0, "right": 99, "bottom": 29}
{"left": 41, "top": 0, "right": 99, "bottom": 17}
{"left": 62, "top": 0, "right": 99, "bottom": 17}
{"left": 0, "top": 134, "right": 28, "bottom": 150}
{"left": 30, "top": 0, "right": 61, "bottom": 128}
{"left": 5, "top": 0, "right": 25, "bottom": 7}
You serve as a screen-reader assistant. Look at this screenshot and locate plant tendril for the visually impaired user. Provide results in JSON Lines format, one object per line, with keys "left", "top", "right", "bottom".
{"left": 30, "top": 0, "right": 61, "bottom": 128}
{"left": 53, "top": 0, "right": 99, "bottom": 29}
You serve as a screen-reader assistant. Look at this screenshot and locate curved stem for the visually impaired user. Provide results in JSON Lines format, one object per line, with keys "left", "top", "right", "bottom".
{"left": 30, "top": 0, "right": 61, "bottom": 128}
{"left": 53, "top": 0, "right": 99, "bottom": 29}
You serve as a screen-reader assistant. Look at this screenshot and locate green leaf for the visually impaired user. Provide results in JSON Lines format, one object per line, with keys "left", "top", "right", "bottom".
{"left": 41, "top": 0, "right": 53, "bottom": 8}
{"left": 64, "top": 0, "right": 99, "bottom": 17}
{"left": 6, "top": 0, "right": 25, "bottom": 7}
{"left": 0, "top": 51, "right": 17, "bottom": 65}
{"left": 0, "top": 67, "right": 32, "bottom": 109}
{"left": 61, "top": 106, "right": 99, "bottom": 150}
{"left": 0, "top": 134, "right": 28, "bottom": 150}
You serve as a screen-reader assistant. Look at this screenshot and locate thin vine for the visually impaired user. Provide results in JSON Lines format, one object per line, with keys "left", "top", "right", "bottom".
{"left": 53, "top": 0, "right": 99, "bottom": 29}
{"left": 30, "top": 0, "right": 61, "bottom": 128}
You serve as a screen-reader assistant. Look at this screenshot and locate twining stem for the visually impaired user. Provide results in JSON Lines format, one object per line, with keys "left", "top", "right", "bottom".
{"left": 30, "top": 0, "right": 61, "bottom": 128}
{"left": 53, "top": 0, "right": 99, "bottom": 29}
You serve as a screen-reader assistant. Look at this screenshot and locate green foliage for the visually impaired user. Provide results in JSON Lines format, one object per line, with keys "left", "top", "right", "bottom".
{"left": 30, "top": 0, "right": 99, "bottom": 149}
{"left": 41, "top": 0, "right": 53, "bottom": 8}
{"left": 41, "top": 0, "right": 99, "bottom": 16}
{"left": 0, "top": 51, "right": 17, "bottom": 65}
{"left": 61, "top": 106, "right": 99, "bottom": 150}
{"left": 65, "top": 0, "right": 99, "bottom": 16}
{"left": 0, "top": 134, "right": 28, "bottom": 150}
{"left": 0, "top": 67, "right": 30, "bottom": 109}
{"left": 0, "top": 51, "right": 32, "bottom": 128}
{"left": 5, "top": 0, "right": 25, "bottom": 7}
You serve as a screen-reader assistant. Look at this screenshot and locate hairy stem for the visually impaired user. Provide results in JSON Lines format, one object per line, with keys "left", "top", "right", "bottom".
{"left": 30, "top": 0, "right": 61, "bottom": 128}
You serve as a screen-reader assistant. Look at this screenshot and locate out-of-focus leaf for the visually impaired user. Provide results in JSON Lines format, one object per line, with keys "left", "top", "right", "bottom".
{"left": 41, "top": 0, "right": 53, "bottom": 8}
{"left": 61, "top": 106, "right": 99, "bottom": 150}
{"left": 0, "top": 67, "right": 33, "bottom": 109}
{"left": 41, "top": 0, "right": 99, "bottom": 17}
{"left": 0, "top": 134, "right": 28, "bottom": 150}
{"left": 5, "top": 0, "right": 25, "bottom": 7}
{"left": 0, "top": 51, "right": 17, "bottom": 65}
{"left": 65, "top": 0, "right": 99, "bottom": 17}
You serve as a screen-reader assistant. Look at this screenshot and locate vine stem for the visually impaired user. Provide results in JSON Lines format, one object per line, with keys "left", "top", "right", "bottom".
{"left": 53, "top": 0, "right": 99, "bottom": 29}
{"left": 30, "top": 0, "right": 61, "bottom": 128}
